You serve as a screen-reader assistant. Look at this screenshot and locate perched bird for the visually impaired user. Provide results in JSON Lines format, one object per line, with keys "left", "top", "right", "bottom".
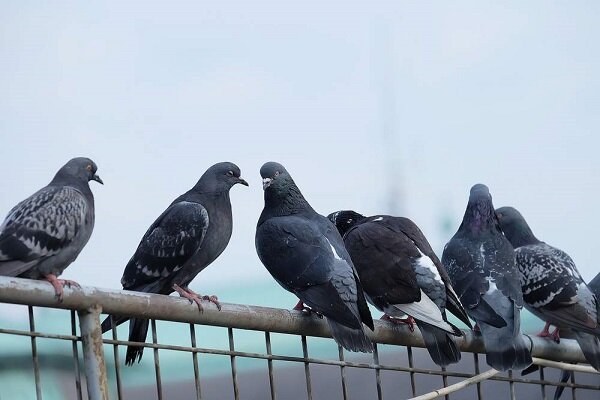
{"left": 101, "top": 162, "right": 247, "bottom": 365}
{"left": 328, "top": 210, "right": 472, "bottom": 366}
{"left": 256, "top": 162, "right": 374, "bottom": 352}
{"left": 442, "top": 184, "right": 532, "bottom": 371}
{"left": 0, "top": 157, "right": 102, "bottom": 300}
{"left": 496, "top": 206, "right": 600, "bottom": 371}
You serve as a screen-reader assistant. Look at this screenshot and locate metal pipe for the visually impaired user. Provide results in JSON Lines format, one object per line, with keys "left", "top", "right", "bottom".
{"left": 408, "top": 368, "right": 500, "bottom": 400}
{"left": 78, "top": 305, "right": 109, "bottom": 400}
{"left": 0, "top": 276, "right": 589, "bottom": 364}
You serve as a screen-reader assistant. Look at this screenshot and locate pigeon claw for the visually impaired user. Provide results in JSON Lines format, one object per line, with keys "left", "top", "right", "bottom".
{"left": 202, "top": 295, "right": 221, "bottom": 311}
{"left": 173, "top": 284, "right": 204, "bottom": 313}
{"left": 381, "top": 315, "right": 415, "bottom": 332}
{"left": 43, "top": 274, "right": 79, "bottom": 303}
{"left": 292, "top": 301, "right": 323, "bottom": 318}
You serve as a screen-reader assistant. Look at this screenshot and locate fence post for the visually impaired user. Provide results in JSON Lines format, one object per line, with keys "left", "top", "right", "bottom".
{"left": 78, "top": 304, "right": 109, "bottom": 400}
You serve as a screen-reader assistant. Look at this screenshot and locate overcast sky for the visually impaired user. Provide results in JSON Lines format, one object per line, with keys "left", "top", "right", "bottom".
{"left": 1, "top": 1, "right": 599, "bottom": 292}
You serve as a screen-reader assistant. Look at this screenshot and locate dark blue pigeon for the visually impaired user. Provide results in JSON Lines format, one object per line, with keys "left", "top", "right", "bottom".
{"left": 328, "top": 210, "right": 472, "bottom": 366}
{"left": 0, "top": 157, "right": 102, "bottom": 300}
{"left": 442, "top": 184, "right": 532, "bottom": 371}
{"left": 101, "top": 162, "right": 247, "bottom": 365}
{"left": 256, "top": 162, "right": 374, "bottom": 352}
{"left": 497, "top": 206, "right": 600, "bottom": 372}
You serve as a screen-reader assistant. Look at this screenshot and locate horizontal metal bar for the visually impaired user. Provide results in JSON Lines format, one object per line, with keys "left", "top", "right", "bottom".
{"left": 0, "top": 276, "right": 590, "bottom": 365}
{"left": 409, "top": 369, "right": 500, "bottom": 400}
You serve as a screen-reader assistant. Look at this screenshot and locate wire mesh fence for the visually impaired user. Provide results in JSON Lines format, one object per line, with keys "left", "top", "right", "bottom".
{"left": 0, "top": 276, "right": 598, "bottom": 400}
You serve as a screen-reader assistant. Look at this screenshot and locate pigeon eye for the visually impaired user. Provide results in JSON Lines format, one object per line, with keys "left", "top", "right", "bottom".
{"left": 227, "top": 170, "right": 234, "bottom": 176}
{"left": 86, "top": 165, "right": 93, "bottom": 171}
{"left": 274, "top": 171, "right": 280, "bottom": 177}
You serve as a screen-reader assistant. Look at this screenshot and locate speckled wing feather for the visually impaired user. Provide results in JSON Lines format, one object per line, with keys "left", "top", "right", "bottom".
{"left": 517, "top": 243, "right": 599, "bottom": 333}
{"left": 120, "top": 201, "right": 209, "bottom": 292}
{"left": 0, "top": 186, "right": 88, "bottom": 276}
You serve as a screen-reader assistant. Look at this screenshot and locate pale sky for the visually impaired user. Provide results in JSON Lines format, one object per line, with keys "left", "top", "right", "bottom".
{"left": 1, "top": 1, "right": 599, "bottom": 292}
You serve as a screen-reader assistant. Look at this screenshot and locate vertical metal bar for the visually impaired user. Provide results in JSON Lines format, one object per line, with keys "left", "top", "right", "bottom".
{"left": 151, "top": 319, "right": 163, "bottom": 400}
{"left": 440, "top": 366, "right": 449, "bottom": 400}
{"left": 508, "top": 370, "right": 516, "bottom": 400}
{"left": 29, "top": 306, "right": 42, "bottom": 400}
{"left": 71, "top": 311, "right": 83, "bottom": 400}
{"left": 473, "top": 353, "right": 482, "bottom": 400}
{"left": 77, "top": 305, "right": 109, "bottom": 400}
{"left": 110, "top": 316, "right": 123, "bottom": 400}
{"left": 228, "top": 327, "right": 240, "bottom": 400}
{"left": 373, "top": 343, "right": 383, "bottom": 400}
{"left": 338, "top": 345, "right": 349, "bottom": 400}
{"left": 190, "top": 324, "right": 202, "bottom": 400}
{"left": 301, "top": 335, "right": 313, "bottom": 400}
{"left": 570, "top": 371, "right": 577, "bottom": 400}
{"left": 538, "top": 366, "right": 546, "bottom": 400}
{"left": 407, "top": 346, "right": 416, "bottom": 397}
{"left": 265, "top": 331, "right": 277, "bottom": 400}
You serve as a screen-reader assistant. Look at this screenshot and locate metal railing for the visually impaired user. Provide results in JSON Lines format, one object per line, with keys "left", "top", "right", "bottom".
{"left": 0, "top": 276, "right": 598, "bottom": 400}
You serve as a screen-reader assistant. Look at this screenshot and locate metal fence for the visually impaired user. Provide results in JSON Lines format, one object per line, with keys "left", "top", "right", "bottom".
{"left": 0, "top": 276, "right": 598, "bottom": 400}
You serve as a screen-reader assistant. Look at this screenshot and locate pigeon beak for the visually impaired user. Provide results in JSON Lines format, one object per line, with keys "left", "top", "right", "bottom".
{"left": 262, "top": 177, "right": 272, "bottom": 190}
{"left": 237, "top": 177, "right": 249, "bottom": 187}
{"left": 92, "top": 174, "right": 104, "bottom": 185}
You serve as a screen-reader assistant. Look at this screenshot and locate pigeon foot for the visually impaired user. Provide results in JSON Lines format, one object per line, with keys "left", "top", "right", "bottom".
{"left": 44, "top": 274, "right": 79, "bottom": 302}
{"left": 293, "top": 301, "right": 323, "bottom": 318}
{"left": 381, "top": 315, "right": 415, "bottom": 332}
{"left": 173, "top": 285, "right": 221, "bottom": 312}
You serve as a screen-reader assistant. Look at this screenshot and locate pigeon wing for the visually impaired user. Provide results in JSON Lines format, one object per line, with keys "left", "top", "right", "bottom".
{"left": 256, "top": 216, "right": 361, "bottom": 328}
{"left": 120, "top": 201, "right": 209, "bottom": 291}
{"left": 0, "top": 186, "right": 88, "bottom": 276}
{"left": 343, "top": 220, "right": 421, "bottom": 309}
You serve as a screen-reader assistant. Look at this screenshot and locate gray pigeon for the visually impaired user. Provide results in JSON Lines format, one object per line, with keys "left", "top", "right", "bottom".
{"left": 496, "top": 206, "right": 600, "bottom": 371}
{"left": 0, "top": 157, "right": 102, "bottom": 300}
{"left": 328, "top": 210, "right": 472, "bottom": 366}
{"left": 442, "top": 184, "right": 532, "bottom": 371}
{"left": 255, "top": 162, "right": 374, "bottom": 352}
{"left": 101, "top": 162, "right": 247, "bottom": 365}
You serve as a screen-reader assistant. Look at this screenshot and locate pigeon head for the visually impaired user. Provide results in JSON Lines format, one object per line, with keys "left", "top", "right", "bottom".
{"left": 259, "top": 162, "right": 292, "bottom": 191}
{"left": 327, "top": 210, "right": 366, "bottom": 237}
{"left": 194, "top": 162, "right": 248, "bottom": 193}
{"left": 496, "top": 206, "right": 540, "bottom": 247}
{"left": 53, "top": 157, "right": 103, "bottom": 185}
{"left": 259, "top": 161, "right": 311, "bottom": 214}
{"left": 459, "top": 183, "right": 499, "bottom": 233}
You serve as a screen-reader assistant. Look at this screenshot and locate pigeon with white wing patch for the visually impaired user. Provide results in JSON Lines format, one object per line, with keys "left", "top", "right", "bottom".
{"left": 328, "top": 210, "right": 472, "bottom": 366}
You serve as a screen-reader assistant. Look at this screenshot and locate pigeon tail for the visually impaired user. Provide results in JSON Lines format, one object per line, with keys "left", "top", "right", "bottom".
{"left": 553, "top": 370, "right": 571, "bottom": 400}
{"left": 125, "top": 318, "right": 150, "bottom": 366}
{"left": 573, "top": 331, "right": 600, "bottom": 371}
{"left": 416, "top": 320, "right": 461, "bottom": 367}
{"left": 326, "top": 318, "right": 373, "bottom": 353}
{"left": 100, "top": 315, "right": 129, "bottom": 333}
{"left": 478, "top": 321, "right": 532, "bottom": 371}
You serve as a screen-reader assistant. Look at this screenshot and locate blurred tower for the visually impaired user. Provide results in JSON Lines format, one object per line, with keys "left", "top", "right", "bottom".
{"left": 375, "top": 21, "right": 405, "bottom": 216}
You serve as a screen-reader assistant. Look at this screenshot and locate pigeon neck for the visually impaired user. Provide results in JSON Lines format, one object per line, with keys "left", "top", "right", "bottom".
{"left": 49, "top": 173, "right": 91, "bottom": 194}
{"left": 459, "top": 200, "right": 499, "bottom": 235}
{"left": 262, "top": 183, "right": 313, "bottom": 219}
{"left": 502, "top": 222, "right": 540, "bottom": 248}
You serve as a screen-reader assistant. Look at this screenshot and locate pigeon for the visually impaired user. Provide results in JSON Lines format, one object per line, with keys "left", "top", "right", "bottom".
{"left": 0, "top": 157, "right": 102, "bottom": 300}
{"left": 101, "top": 162, "right": 247, "bottom": 365}
{"left": 328, "top": 210, "right": 472, "bottom": 366}
{"left": 255, "top": 162, "right": 374, "bottom": 352}
{"left": 496, "top": 206, "right": 600, "bottom": 371}
{"left": 442, "top": 184, "right": 532, "bottom": 371}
